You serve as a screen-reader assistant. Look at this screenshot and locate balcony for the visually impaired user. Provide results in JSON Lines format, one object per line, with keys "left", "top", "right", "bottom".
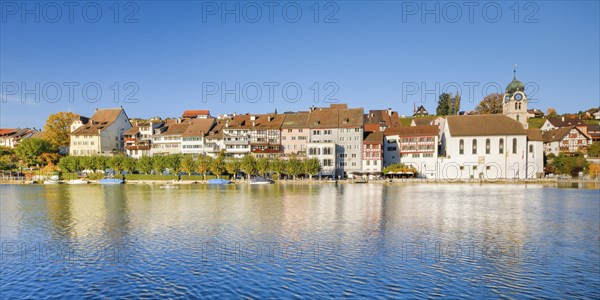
{"left": 251, "top": 144, "right": 281, "bottom": 154}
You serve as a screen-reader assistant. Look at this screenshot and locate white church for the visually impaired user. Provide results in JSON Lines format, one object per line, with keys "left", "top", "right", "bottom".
{"left": 397, "top": 68, "right": 545, "bottom": 180}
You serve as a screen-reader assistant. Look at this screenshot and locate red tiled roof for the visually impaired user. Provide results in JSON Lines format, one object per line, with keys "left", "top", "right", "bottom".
{"left": 182, "top": 110, "right": 210, "bottom": 118}
{"left": 0, "top": 128, "right": 17, "bottom": 136}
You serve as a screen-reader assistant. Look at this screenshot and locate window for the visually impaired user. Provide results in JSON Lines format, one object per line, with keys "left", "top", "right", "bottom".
{"left": 459, "top": 139, "right": 464, "bottom": 155}
{"left": 529, "top": 144, "right": 534, "bottom": 153}
{"left": 499, "top": 138, "right": 504, "bottom": 154}
{"left": 472, "top": 139, "right": 477, "bottom": 154}
{"left": 485, "top": 139, "right": 490, "bottom": 154}
{"left": 423, "top": 153, "right": 433, "bottom": 158}
{"left": 351, "top": 154, "right": 356, "bottom": 158}
{"left": 387, "top": 147, "right": 397, "bottom": 151}
{"left": 324, "top": 147, "right": 332, "bottom": 155}
{"left": 323, "top": 159, "right": 332, "bottom": 167}
{"left": 512, "top": 138, "right": 517, "bottom": 154}
{"left": 413, "top": 153, "right": 420, "bottom": 158}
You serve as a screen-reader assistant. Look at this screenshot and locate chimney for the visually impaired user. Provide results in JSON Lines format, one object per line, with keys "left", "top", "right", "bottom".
{"left": 387, "top": 108, "right": 392, "bottom": 116}
{"left": 250, "top": 115, "right": 256, "bottom": 121}
{"left": 225, "top": 120, "right": 229, "bottom": 127}
{"left": 252, "top": 121, "right": 255, "bottom": 127}
{"left": 562, "top": 116, "right": 565, "bottom": 122}
{"left": 267, "top": 116, "right": 272, "bottom": 122}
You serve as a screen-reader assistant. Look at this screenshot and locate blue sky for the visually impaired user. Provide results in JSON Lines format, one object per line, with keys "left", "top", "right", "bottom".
{"left": 1, "top": 1, "right": 599, "bottom": 128}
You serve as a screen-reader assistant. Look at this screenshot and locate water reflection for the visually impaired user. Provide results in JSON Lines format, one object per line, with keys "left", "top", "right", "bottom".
{"left": 0, "top": 183, "right": 598, "bottom": 298}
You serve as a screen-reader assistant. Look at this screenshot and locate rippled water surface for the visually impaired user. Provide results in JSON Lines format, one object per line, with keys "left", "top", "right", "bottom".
{"left": 1, "top": 183, "right": 599, "bottom": 298}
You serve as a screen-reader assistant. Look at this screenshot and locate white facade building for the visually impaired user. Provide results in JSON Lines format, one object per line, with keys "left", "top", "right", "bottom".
{"left": 69, "top": 108, "right": 132, "bottom": 156}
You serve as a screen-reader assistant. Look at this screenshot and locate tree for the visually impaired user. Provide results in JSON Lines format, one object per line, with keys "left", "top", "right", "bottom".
{"left": 44, "top": 112, "right": 78, "bottom": 149}
{"left": 451, "top": 93, "right": 461, "bottom": 115}
{"left": 588, "top": 142, "right": 600, "bottom": 158}
{"left": 286, "top": 156, "right": 304, "bottom": 180}
{"left": 152, "top": 155, "right": 167, "bottom": 174}
{"left": 256, "top": 157, "right": 270, "bottom": 177}
{"left": 211, "top": 153, "right": 226, "bottom": 178}
{"left": 137, "top": 156, "right": 153, "bottom": 174}
{"left": 303, "top": 158, "right": 321, "bottom": 180}
{"left": 547, "top": 108, "right": 558, "bottom": 117}
{"left": 90, "top": 156, "right": 107, "bottom": 172}
{"left": 475, "top": 93, "right": 504, "bottom": 114}
{"left": 196, "top": 154, "right": 213, "bottom": 180}
{"left": 240, "top": 155, "right": 257, "bottom": 179}
{"left": 108, "top": 155, "right": 125, "bottom": 173}
{"left": 123, "top": 157, "right": 137, "bottom": 173}
{"left": 58, "top": 156, "right": 79, "bottom": 172}
{"left": 14, "top": 138, "right": 53, "bottom": 167}
{"left": 552, "top": 152, "right": 589, "bottom": 176}
{"left": 436, "top": 93, "right": 451, "bottom": 116}
{"left": 271, "top": 158, "right": 285, "bottom": 180}
{"left": 180, "top": 155, "right": 196, "bottom": 174}
{"left": 225, "top": 158, "right": 241, "bottom": 181}
{"left": 164, "top": 154, "right": 181, "bottom": 174}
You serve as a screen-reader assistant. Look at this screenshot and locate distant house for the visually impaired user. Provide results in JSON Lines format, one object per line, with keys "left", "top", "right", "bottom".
{"left": 0, "top": 128, "right": 37, "bottom": 148}
{"left": 587, "top": 124, "right": 600, "bottom": 142}
{"left": 542, "top": 126, "right": 591, "bottom": 155}
{"left": 69, "top": 108, "right": 132, "bottom": 156}
{"left": 383, "top": 125, "right": 439, "bottom": 178}
{"left": 541, "top": 116, "right": 587, "bottom": 132}
{"left": 362, "top": 132, "right": 383, "bottom": 173}
{"left": 150, "top": 121, "right": 190, "bottom": 156}
{"left": 413, "top": 105, "right": 429, "bottom": 117}
{"left": 182, "top": 110, "right": 210, "bottom": 119}
{"left": 594, "top": 110, "right": 600, "bottom": 120}
{"left": 363, "top": 109, "right": 401, "bottom": 133}
{"left": 411, "top": 116, "right": 445, "bottom": 140}
{"left": 181, "top": 118, "right": 217, "bottom": 156}
{"left": 124, "top": 120, "right": 165, "bottom": 158}
{"left": 527, "top": 109, "right": 544, "bottom": 118}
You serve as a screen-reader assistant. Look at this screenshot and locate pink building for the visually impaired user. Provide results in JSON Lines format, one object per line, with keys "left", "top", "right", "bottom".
{"left": 280, "top": 113, "right": 310, "bottom": 158}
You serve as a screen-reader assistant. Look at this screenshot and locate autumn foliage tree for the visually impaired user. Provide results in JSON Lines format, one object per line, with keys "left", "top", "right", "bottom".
{"left": 475, "top": 93, "right": 504, "bottom": 114}
{"left": 44, "top": 112, "right": 78, "bottom": 149}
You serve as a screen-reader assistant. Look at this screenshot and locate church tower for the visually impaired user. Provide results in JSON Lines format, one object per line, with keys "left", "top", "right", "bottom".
{"left": 503, "top": 65, "right": 528, "bottom": 129}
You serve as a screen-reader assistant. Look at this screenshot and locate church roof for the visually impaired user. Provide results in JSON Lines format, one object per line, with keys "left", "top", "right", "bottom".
{"left": 447, "top": 115, "right": 526, "bottom": 136}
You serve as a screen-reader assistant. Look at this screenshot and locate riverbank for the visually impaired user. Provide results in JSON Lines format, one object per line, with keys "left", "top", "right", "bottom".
{"left": 3, "top": 178, "right": 600, "bottom": 186}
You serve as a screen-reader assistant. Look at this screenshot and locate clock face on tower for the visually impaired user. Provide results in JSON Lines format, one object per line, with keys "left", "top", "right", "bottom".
{"left": 514, "top": 93, "right": 523, "bottom": 101}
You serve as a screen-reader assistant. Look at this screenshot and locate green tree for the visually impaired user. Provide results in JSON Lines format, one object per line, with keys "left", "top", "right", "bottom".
{"left": 271, "top": 157, "right": 285, "bottom": 180}
{"left": 436, "top": 93, "right": 451, "bottom": 116}
{"left": 196, "top": 154, "right": 213, "bottom": 180}
{"left": 303, "top": 158, "right": 321, "bottom": 179}
{"left": 123, "top": 157, "right": 137, "bottom": 173}
{"left": 180, "top": 155, "right": 196, "bottom": 174}
{"left": 225, "top": 158, "right": 241, "bottom": 181}
{"left": 587, "top": 142, "right": 600, "bottom": 158}
{"left": 152, "top": 155, "right": 167, "bottom": 174}
{"left": 211, "top": 153, "right": 226, "bottom": 178}
{"left": 137, "top": 156, "right": 153, "bottom": 174}
{"left": 552, "top": 152, "right": 589, "bottom": 176}
{"left": 108, "top": 155, "right": 125, "bottom": 173}
{"left": 164, "top": 154, "right": 181, "bottom": 174}
{"left": 475, "top": 93, "right": 504, "bottom": 114}
{"left": 44, "top": 112, "right": 78, "bottom": 149}
{"left": 14, "top": 138, "right": 53, "bottom": 167}
{"left": 90, "top": 156, "right": 107, "bottom": 171}
{"left": 286, "top": 156, "right": 304, "bottom": 180}
{"left": 240, "top": 155, "right": 257, "bottom": 179}
{"left": 256, "top": 157, "right": 270, "bottom": 177}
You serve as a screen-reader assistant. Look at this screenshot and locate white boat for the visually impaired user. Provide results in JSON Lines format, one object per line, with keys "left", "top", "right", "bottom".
{"left": 249, "top": 177, "right": 274, "bottom": 185}
{"left": 43, "top": 180, "right": 61, "bottom": 184}
{"left": 67, "top": 179, "right": 89, "bottom": 185}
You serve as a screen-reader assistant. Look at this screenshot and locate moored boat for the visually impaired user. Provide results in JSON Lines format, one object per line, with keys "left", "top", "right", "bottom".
{"left": 99, "top": 178, "right": 124, "bottom": 185}
{"left": 67, "top": 179, "right": 89, "bottom": 185}
{"left": 249, "top": 177, "right": 274, "bottom": 185}
{"left": 208, "top": 178, "right": 231, "bottom": 185}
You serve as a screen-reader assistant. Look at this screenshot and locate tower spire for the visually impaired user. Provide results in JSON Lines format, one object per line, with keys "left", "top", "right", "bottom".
{"left": 513, "top": 64, "right": 517, "bottom": 79}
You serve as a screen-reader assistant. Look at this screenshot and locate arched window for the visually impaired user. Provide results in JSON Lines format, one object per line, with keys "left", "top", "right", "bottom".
{"left": 512, "top": 138, "right": 517, "bottom": 154}
{"left": 472, "top": 139, "right": 477, "bottom": 154}
{"left": 459, "top": 139, "right": 464, "bottom": 155}
{"left": 516, "top": 115, "right": 520, "bottom": 122}
{"left": 515, "top": 103, "right": 518, "bottom": 109}
{"left": 486, "top": 139, "right": 491, "bottom": 154}
{"left": 499, "top": 138, "right": 504, "bottom": 154}
{"left": 529, "top": 144, "right": 534, "bottom": 157}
